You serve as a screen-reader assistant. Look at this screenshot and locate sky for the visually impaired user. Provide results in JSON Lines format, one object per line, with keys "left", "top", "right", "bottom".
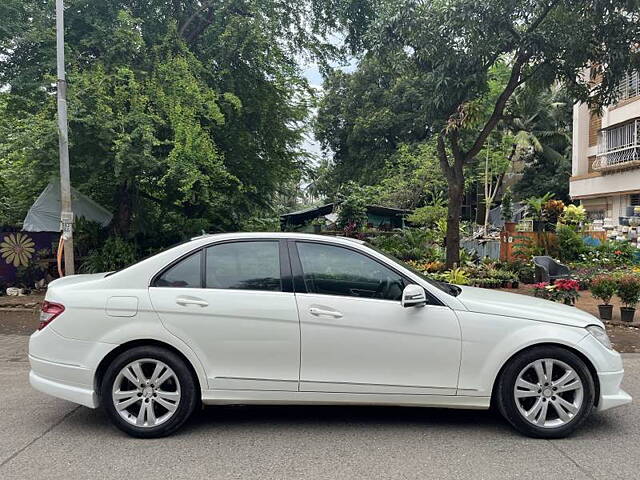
{"left": 300, "top": 57, "right": 357, "bottom": 160}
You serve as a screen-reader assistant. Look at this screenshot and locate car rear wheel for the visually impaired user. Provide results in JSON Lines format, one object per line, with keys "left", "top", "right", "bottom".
{"left": 496, "top": 346, "right": 595, "bottom": 438}
{"left": 101, "top": 346, "right": 198, "bottom": 438}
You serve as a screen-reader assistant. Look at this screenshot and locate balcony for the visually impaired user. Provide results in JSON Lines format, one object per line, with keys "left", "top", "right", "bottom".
{"left": 616, "top": 71, "right": 640, "bottom": 102}
{"left": 592, "top": 119, "right": 640, "bottom": 172}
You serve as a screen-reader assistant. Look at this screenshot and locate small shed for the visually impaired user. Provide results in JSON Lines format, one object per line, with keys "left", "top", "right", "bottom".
{"left": 280, "top": 203, "right": 410, "bottom": 232}
{"left": 23, "top": 182, "right": 112, "bottom": 232}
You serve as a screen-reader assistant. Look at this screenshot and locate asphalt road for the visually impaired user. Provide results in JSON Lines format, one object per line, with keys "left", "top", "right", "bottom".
{"left": 1, "top": 330, "right": 638, "bottom": 480}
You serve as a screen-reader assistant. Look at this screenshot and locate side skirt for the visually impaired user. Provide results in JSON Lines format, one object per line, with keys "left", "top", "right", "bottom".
{"left": 201, "top": 390, "right": 490, "bottom": 410}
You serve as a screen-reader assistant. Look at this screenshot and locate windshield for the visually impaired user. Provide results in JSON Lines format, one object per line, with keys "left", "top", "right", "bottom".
{"left": 366, "top": 243, "right": 461, "bottom": 296}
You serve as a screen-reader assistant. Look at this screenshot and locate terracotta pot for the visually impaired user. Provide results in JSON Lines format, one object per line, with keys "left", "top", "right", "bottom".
{"left": 620, "top": 307, "right": 636, "bottom": 323}
{"left": 598, "top": 304, "right": 613, "bottom": 321}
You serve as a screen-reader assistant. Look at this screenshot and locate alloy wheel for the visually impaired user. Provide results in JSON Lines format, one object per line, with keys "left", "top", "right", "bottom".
{"left": 513, "top": 358, "right": 584, "bottom": 429}
{"left": 111, "top": 358, "right": 181, "bottom": 428}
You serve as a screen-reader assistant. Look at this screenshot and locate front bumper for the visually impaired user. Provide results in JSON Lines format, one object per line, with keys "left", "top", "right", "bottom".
{"left": 596, "top": 369, "right": 632, "bottom": 411}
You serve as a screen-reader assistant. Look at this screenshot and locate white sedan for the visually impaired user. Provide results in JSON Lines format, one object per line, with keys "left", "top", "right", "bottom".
{"left": 29, "top": 232, "right": 631, "bottom": 438}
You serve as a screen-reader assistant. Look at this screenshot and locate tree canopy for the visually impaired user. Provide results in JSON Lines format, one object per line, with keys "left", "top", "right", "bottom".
{"left": 0, "top": 0, "right": 342, "bottom": 248}
{"left": 317, "top": 0, "right": 640, "bottom": 266}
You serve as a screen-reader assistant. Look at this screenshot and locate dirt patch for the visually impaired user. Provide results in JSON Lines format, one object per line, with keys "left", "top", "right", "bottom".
{"left": 0, "top": 292, "right": 45, "bottom": 308}
{"left": 0, "top": 293, "right": 43, "bottom": 336}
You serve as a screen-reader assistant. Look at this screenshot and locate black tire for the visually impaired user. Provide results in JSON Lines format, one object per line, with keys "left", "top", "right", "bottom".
{"left": 100, "top": 346, "right": 198, "bottom": 438}
{"left": 496, "top": 345, "right": 595, "bottom": 439}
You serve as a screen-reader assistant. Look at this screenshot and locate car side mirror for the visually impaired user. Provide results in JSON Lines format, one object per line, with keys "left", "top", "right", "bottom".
{"left": 401, "top": 284, "right": 427, "bottom": 308}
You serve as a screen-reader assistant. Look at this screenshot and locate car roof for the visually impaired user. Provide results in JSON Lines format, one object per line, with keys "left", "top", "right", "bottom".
{"left": 190, "top": 232, "right": 365, "bottom": 245}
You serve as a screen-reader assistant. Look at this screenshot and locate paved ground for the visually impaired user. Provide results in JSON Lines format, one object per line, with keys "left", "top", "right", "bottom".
{"left": 0, "top": 326, "right": 638, "bottom": 480}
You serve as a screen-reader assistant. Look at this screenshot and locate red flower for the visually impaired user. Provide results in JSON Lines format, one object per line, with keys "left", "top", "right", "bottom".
{"left": 554, "top": 279, "right": 579, "bottom": 291}
{"left": 533, "top": 282, "right": 549, "bottom": 289}
{"left": 614, "top": 250, "right": 623, "bottom": 255}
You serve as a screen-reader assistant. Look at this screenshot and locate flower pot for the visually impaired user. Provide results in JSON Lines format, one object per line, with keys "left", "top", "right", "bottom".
{"left": 504, "top": 221, "right": 516, "bottom": 233}
{"left": 598, "top": 304, "right": 613, "bottom": 321}
{"left": 620, "top": 307, "right": 636, "bottom": 323}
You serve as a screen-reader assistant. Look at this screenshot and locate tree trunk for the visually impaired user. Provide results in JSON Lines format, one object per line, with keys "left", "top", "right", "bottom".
{"left": 445, "top": 179, "right": 464, "bottom": 268}
{"left": 115, "top": 183, "right": 132, "bottom": 237}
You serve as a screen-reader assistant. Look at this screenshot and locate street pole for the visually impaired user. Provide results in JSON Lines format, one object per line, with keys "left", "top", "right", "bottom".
{"left": 55, "top": 0, "right": 75, "bottom": 275}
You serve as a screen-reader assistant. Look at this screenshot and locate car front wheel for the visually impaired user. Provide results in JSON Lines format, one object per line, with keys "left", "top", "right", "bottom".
{"left": 101, "top": 346, "right": 198, "bottom": 438}
{"left": 496, "top": 346, "right": 595, "bottom": 438}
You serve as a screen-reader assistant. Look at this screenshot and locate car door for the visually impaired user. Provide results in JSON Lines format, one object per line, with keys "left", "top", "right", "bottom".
{"left": 291, "top": 240, "right": 461, "bottom": 395}
{"left": 149, "top": 239, "right": 300, "bottom": 392}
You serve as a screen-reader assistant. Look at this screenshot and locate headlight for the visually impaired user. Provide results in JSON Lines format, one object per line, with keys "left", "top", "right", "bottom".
{"left": 586, "top": 325, "right": 613, "bottom": 350}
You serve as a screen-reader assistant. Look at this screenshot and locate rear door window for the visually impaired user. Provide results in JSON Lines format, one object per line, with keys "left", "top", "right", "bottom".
{"left": 205, "top": 241, "right": 281, "bottom": 291}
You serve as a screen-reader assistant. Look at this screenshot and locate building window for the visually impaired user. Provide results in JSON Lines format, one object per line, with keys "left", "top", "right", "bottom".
{"left": 616, "top": 71, "right": 640, "bottom": 102}
{"left": 630, "top": 194, "right": 640, "bottom": 207}
{"left": 593, "top": 119, "right": 640, "bottom": 171}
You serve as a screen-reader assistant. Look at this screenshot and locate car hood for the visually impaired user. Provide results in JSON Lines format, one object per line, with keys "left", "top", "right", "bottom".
{"left": 455, "top": 285, "right": 602, "bottom": 328}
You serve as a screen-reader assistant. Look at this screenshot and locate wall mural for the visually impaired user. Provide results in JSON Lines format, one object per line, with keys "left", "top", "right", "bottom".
{"left": 0, "top": 231, "right": 59, "bottom": 288}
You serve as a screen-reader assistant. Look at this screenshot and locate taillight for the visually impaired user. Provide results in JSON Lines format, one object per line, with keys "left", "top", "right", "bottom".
{"left": 39, "top": 301, "right": 65, "bottom": 330}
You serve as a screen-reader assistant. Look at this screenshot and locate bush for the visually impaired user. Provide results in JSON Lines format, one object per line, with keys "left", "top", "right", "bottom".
{"left": 589, "top": 275, "right": 617, "bottom": 305}
{"left": 556, "top": 224, "right": 585, "bottom": 262}
{"left": 502, "top": 260, "right": 535, "bottom": 284}
{"left": 408, "top": 205, "right": 448, "bottom": 227}
{"left": 616, "top": 275, "right": 640, "bottom": 308}
{"left": 80, "top": 236, "right": 137, "bottom": 273}
{"left": 370, "top": 229, "right": 438, "bottom": 262}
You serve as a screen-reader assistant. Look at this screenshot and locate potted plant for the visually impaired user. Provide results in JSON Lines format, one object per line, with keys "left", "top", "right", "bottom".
{"left": 311, "top": 217, "right": 325, "bottom": 233}
{"left": 525, "top": 193, "right": 554, "bottom": 232}
{"left": 553, "top": 278, "right": 580, "bottom": 306}
{"left": 616, "top": 275, "right": 640, "bottom": 322}
{"left": 589, "top": 274, "right": 617, "bottom": 321}
{"left": 543, "top": 199, "right": 565, "bottom": 232}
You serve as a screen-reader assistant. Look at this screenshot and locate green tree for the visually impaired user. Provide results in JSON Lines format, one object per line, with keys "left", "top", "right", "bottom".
{"left": 0, "top": 0, "right": 341, "bottom": 247}
{"left": 333, "top": 0, "right": 640, "bottom": 267}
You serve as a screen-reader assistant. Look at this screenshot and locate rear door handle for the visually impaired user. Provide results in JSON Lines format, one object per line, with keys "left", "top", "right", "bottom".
{"left": 309, "top": 307, "right": 343, "bottom": 318}
{"left": 176, "top": 296, "right": 209, "bottom": 307}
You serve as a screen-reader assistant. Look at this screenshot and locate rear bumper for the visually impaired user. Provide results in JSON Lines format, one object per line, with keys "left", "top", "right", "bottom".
{"left": 29, "top": 368, "right": 98, "bottom": 408}
{"left": 28, "top": 327, "right": 112, "bottom": 409}
{"left": 597, "top": 369, "right": 632, "bottom": 412}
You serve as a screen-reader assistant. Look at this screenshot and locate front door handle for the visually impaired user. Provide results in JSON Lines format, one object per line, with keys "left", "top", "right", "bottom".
{"left": 176, "top": 296, "right": 209, "bottom": 307}
{"left": 309, "top": 307, "right": 343, "bottom": 318}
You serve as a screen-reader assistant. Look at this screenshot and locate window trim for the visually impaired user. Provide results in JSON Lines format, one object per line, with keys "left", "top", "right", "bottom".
{"left": 150, "top": 248, "right": 204, "bottom": 288}
{"left": 288, "top": 239, "right": 442, "bottom": 305}
{"left": 150, "top": 238, "right": 292, "bottom": 293}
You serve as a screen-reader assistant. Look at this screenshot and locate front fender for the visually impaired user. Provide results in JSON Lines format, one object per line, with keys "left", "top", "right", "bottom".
{"left": 456, "top": 311, "right": 592, "bottom": 397}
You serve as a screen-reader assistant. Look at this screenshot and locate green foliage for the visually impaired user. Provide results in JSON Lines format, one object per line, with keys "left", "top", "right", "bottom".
{"left": 370, "top": 229, "right": 438, "bottom": 262}
{"left": 408, "top": 205, "right": 447, "bottom": 228}
{"left": 0, "top": 0, "right": 342, "bottom": 245}
{"left": 443, "top": 268, "right": 469, "bottom": 286}
{"left": 556, "top": 225, "right": 586, "bottom": 263}
{"left": 325, "top": 0, "right": 640, "bottom": 267}
{"left": 80, "top": 237, "right": 137, "bottom": 274}
{"left": 616, "top": 275, "right": 640, "bottom": 308}
{"left": 500, "top": 188, "right": 513, "bottom": 223}
{"left": 560, "top": 205, "right": 587, "bottom": 226}
{"left": 525, "top": 193, "right": 555, "bottom": 221}
{"left": 589, "top": 275, "right": 618, "bottom": 305}
{"left": 336, "top": 183, "right": 369, "bottom": 229}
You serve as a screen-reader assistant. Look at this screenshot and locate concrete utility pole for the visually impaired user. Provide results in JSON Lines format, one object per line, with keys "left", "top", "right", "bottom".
{"left": 55, "top": 0, "right": 75, "bottom": 274}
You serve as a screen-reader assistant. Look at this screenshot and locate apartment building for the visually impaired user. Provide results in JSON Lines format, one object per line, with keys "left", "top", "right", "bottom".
{"left": 570, "top": 71, "right": 640, "bottom": 225}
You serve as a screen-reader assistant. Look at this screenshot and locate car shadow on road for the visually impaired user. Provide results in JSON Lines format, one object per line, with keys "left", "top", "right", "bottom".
{"left": 65, "top": 403, "right": 625, "bottom": 440}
